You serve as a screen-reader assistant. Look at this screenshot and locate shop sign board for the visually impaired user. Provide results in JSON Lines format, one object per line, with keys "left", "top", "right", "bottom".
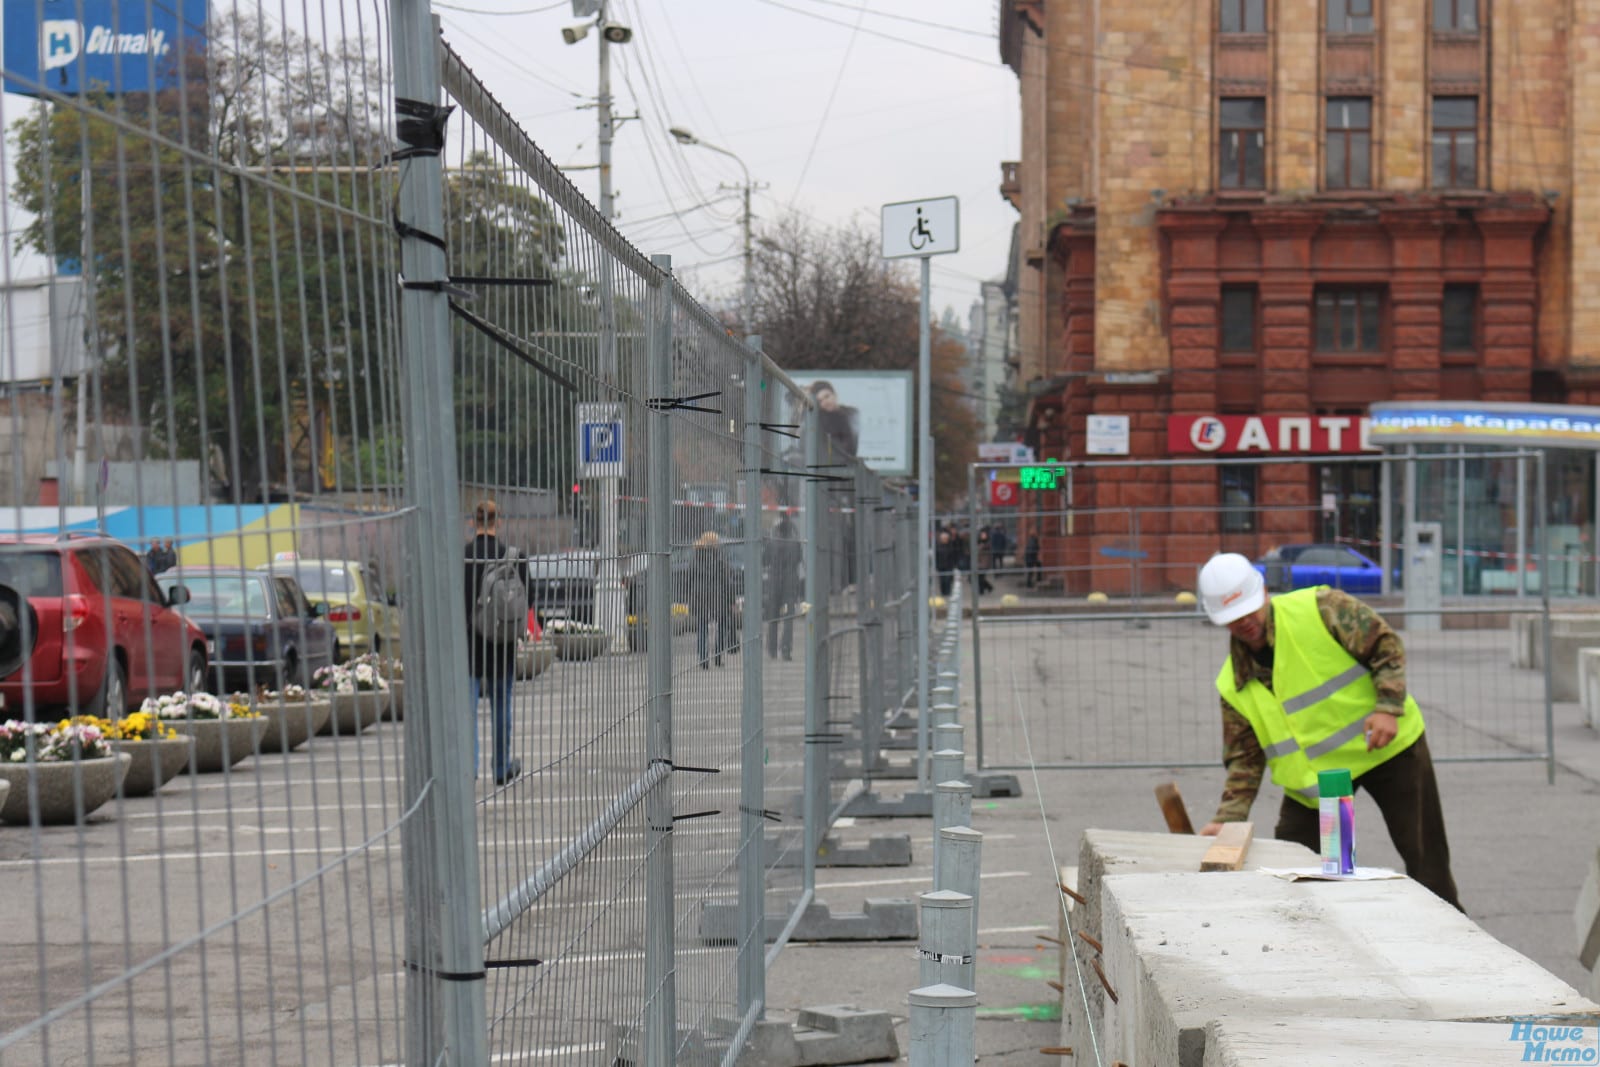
{"left": 1368, "top": 401, "right": 1600, "bottom": 451}
{"left": 977, "top": 441, "right": 1035, "bottom": 464}
{"left": 1167, "top": 414, "right": 1380, "bottom": 455}
{"left": 989, "top": 479, "right": 1019, "bottom": 508}
{"left": 1086, "top": 414, "right": 1130, "bottom": 455}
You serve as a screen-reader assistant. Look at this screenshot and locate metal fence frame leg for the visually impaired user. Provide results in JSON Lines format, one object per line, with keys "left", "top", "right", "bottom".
{"left": 643, "top": 255, "right": 679, "bottom": 1066}
{"left": 390, "top": 7, "right": 487, "bottom": 1065}
{"left": 738, "top": 339, "right": 767, "bottom": 1027}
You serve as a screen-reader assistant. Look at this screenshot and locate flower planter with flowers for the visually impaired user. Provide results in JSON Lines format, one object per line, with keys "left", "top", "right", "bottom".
{"left": 102, "top": 711, "right": 191, "bottom": 796}
{"left": 347, "top": 653, "right": 404, "bottom": 720}
{"left": 312, "top": 664, "right": 389, "bottom": 737}
{"left": 250, "top": 685, "right": 333, "bottom": 755}
{"left": 546, "top": 620, "right": 611, "bottom": 661}
{"left": 0, "top": 720, "right": 132, "bottom": 824}
{"left": 515, "top": 637, "right": 556, "bottom": 679}
{"left": 146, "top": 692, "right": 266, "bottom": 774}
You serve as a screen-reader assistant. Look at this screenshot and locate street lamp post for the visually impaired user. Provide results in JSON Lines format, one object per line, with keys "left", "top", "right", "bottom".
{"left": 563, "top": 1, "right": 634, "bottom": 650}
{"left": 669, "top": 126, "right": 754, "bottom": 335}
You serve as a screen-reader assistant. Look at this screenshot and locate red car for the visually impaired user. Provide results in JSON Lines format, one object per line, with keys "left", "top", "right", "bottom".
{"left": 0, "top": 534, "right": 209, "bottom": 716}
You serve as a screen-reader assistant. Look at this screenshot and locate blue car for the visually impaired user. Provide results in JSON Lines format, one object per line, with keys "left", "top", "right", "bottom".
{"left": 1254, "top": 543, "right": 1390, "bottom": 595}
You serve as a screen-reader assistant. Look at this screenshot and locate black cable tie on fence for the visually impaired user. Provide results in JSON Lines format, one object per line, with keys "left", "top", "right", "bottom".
{"left": 405, "top": 959, "right": 486, "bottom": 982}
{"left": 449, "top": 302, "right": 579, "bottom": 392}
{"left": 808, "top": 463, "right": 850, "bottom": 469}
{"left": 739, "top": 804, "right": 782, "bottom": 822}
{"left": 760, "top": 422, "right": 801, "bottom": 440}
{"left": 392, "top": 213, "right": 447, "bottom": 252}
{"left": 804, "top": 732, "right": 844, "bottom": 744}
{"left": 394, "top": 97, "right": 454, "bottom": 160}
{"left": 400, "top": 276, "right": 475, "bottom": 300}
{"left": 672, "top": 809, "right": 721, "bottom": 823}
{"left": 647, "top": 391, "right": 722, "bottom": 414}
{"left": 756, "top": 467, "right": 818, "bottom": 479}
{"left": 448, "top": 275, "right": 556, "bottom": 288}
{"left": 671, "top": 763, "right": 721, "bottom": 775}
{"left": 484, "top": 957, "right": 545, "bottom": 970}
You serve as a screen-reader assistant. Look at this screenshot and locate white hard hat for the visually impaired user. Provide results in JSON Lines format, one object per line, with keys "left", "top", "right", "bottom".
{"left": 1198, "top": 553, "right": 1266, "bottom": 625}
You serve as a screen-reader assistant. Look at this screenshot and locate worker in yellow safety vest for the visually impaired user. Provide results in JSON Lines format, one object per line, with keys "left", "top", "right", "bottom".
{"left": 1196, "top": 552, "right": 1461, "bottom": 909}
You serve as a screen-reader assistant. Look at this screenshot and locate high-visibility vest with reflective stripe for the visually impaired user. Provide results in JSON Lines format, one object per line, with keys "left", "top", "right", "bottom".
{"left": 1214, "top": 587, "right": 1425, "bottom": 809}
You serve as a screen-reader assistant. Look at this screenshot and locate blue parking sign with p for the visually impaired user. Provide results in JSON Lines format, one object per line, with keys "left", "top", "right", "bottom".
{"left": 577, "top": 403, "right": 625, "bottom": 476}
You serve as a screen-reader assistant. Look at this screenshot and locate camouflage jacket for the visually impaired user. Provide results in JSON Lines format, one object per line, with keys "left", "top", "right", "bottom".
{"left": 1213, "top": 587, "right": 1408, "bottom": 824}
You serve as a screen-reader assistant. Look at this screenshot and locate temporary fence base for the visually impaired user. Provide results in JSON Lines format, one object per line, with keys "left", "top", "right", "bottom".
{"left": 865, "top": 754, "right": 925, "bottom": 779}
{"left": 730, "top": 1006, "right": 900, "bottom": 1067}
{"left": 699, "top": 897, "right": 920, "bottom": 942}
{"left": 886, "top": 708, "right": 920, "bottom": 731}
{"left": 844, "top": 789, "right": 935, "bottom": 818}
{"left": 608, "top": 1023, "right": 713, "bottom": 1067}
{"left": 879, "top": 733, "right": 922, "bottom": 751}
{"left": 766, "top": 830, "right": 914, "bottom": 868}
{"left": 967, "top": 772, "right": 1025, "bottom": 799}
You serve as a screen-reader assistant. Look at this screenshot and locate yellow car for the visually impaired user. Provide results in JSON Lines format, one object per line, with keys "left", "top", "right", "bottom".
{"left": 257, "top": 558, "right": 401, "bottom": 662}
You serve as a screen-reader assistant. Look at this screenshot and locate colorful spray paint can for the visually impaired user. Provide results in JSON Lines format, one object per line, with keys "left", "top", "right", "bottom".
{"left": 1318, "top": 769, "right": 1355, "bottom": 875}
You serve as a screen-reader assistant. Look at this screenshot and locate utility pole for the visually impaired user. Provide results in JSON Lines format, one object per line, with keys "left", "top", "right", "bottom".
{"left": 597, "top": 0, "right": 613, "bottom": 220}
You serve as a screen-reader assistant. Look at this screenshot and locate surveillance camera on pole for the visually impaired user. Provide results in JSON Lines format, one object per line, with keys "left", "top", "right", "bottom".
{"left": 561, "top": 22, "right": 589, "bottom": 44}
{"left": 600, "top": 22, "right": 632, "bottom": 43}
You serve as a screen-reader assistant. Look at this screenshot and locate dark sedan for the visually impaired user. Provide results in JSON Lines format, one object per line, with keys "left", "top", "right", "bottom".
{"left": 158, "top": 568, "right": 336, "bottom": 693}
{"left": 1254, "top": 543, "right": 1392, "bottom": 595}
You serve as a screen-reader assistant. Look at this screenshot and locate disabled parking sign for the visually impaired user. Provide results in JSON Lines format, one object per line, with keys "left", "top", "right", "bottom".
{"left": 578, "top": 402, "right": 624, "bottom": 478}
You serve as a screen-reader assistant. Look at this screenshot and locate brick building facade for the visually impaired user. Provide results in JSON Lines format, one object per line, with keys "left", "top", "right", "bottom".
{"left": 1000, "top": 0, "right": 1600, "bottom": 594}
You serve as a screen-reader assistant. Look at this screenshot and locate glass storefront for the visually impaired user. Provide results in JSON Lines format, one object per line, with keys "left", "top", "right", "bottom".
{"left": 1387, "top": 447, "right": 1597, "bottom": 597}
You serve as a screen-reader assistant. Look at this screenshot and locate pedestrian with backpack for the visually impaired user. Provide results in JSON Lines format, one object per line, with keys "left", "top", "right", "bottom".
{"left": 464, "top": 499, "right": 528, "bottom": 785}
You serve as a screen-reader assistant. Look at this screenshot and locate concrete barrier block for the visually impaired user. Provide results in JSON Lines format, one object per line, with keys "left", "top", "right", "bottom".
{"left": 1584, "top": 650, "right": 1600, "bottom": 731}
{"left": 1060, "top": 831, "right": 1317, "bottom": 1060}
{"left": 699, "top": 897, "right": 919, "bottom": 943}
{"left": 1202, "top": 1018, "right": 1548, "bottom": 1067}
{"left": 1548, "top": 620, "right": 1600, "bottom": 701}
{"left": 1578, "top": 845, "right": 1600, "bottom": 971}
{"left": 1098, "top": 870, "right": 1599, "bottom": 1067}
{"left": 1511, "top": 613, "right": 1541, "bottom": 669}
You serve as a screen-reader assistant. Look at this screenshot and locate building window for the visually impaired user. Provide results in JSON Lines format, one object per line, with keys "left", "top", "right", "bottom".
{"left": 1326, "top": 0, "right": 1374, "bottom": 34}
{"left": 1221, "top": 0, "right": 1266, "bottom": 33}
{"left": 1315, "top": 289, "right": 1383, "bottom": 353}
{"left": 1442, "top": 285, "right": 1477, "bottom": 352}
{"left": 1432, "top": 97, "right": 1478, "bottom": 188}
{"left": 1433, "top": 0, "right": 1477, "bottom": 32}
{"left": 1221, "top": 287, "right": 1257, "bottom": 352}
{"left": 1220, "top": 466, "right": 1257, "bottom": 533}
{"left": 1219, "top": 98, "right": 1266, "bottom": 189}
{"left": 1325, "top": 98, "right": 1372, "bottom": 189}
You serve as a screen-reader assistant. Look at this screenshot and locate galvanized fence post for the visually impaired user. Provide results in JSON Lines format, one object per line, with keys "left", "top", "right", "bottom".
{"left": 390, "top": 8, "right": 486, "bottom": 1065}
{"left": 644, "top": 255, "right": 679, "bottom": 1066}
{"left": 855, "top": 466, "right": 878, "bottom": 777}
{"left": 803, "top": 404, "right": 828, "bottom": 875}
{"left": 739, "top": 340, "right": 767, "bottom": 1024}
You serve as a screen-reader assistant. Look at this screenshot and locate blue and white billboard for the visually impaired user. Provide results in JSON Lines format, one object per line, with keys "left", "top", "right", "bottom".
{"left": 4, "top": 0, "right": 208, "bottom": 97}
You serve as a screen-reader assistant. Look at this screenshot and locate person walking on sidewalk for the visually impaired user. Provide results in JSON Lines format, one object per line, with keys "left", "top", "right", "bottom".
{"left": 766, "top": 512, "right": 802, "bottom": 661}
{"left": 1195, "top": 552, "right": 1461, "bottom": 909}
{"left": 690, "top": 531, "right": 737, "bottom": 668}
{"left": 1024, "top": 533, "right": 1042, "bottom": 588}
{"left": 464, "top": 500, "right": 526, "bottom": 785}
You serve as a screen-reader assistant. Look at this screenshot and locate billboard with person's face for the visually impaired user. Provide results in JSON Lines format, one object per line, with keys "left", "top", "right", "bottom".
{"left": 786, "top": 371, "right": 913, "bottom": 476}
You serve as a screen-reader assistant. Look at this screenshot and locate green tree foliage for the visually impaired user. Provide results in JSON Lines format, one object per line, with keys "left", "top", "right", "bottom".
{"left": 11, "top": 16, "right": 394, "bottom": 503}
{"left": 749, "top": 212, "right": 979, "bottom": 505}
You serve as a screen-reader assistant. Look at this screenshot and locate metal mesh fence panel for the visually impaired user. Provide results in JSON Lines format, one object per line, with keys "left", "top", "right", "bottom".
{"left": 0, "top": 1, "right": 423, "bottom": 1063}
{"left": 1, "top": 14, "right": 908, "bottom": 1064}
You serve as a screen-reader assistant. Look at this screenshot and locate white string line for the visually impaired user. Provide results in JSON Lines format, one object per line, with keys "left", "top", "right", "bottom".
{"left": 1009, "top": 662, "right": 1104, "bottom": 1067}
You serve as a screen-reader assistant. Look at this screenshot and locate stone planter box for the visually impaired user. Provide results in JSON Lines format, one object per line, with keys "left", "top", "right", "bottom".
{"left": 552, "top": 632, "right": 611, "bottom": 661}
{"left": 111, "top": 737, "right": 191, "bottom": 797}
{"left": 255, "top": 700, "right": 334, "bottom": 755}
{"left": 0, "top": 752, "right": 132, "bottom": 824}
{"left": 381, "top": 679, "right": 405, "bottom": 721}
{"left": 319, "top": 690, "right": 387, "bottom": 737}
{"left": 169, "top": 718, "right": 269, "bottom": 774}
{"left": 516, "top": 643, "right": 556, "bottom": 679}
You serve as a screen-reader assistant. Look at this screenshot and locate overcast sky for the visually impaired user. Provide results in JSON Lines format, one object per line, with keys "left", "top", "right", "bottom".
{"left": 436, "top": 0, "right": 1021, "bottom": 324}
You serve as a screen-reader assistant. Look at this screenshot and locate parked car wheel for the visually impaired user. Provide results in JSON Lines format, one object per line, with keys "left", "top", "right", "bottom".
{"left": 187, "top": 651, "right": 207, "bottom": 696}
{"left": 92, "top": 659, "right": 127, "bottom": 717}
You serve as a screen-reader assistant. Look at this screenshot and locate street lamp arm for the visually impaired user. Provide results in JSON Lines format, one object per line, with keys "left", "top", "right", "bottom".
{"left": 668, "top": 127, "right": 750, "bottom": 186}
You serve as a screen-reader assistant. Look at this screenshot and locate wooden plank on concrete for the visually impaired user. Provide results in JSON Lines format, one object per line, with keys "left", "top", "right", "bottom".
{"left": 1155, "top": 782, "right": 1195, "bottom": 835}
{"left": 1199, "top": 822, "right": 1254, "bottom": 872}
